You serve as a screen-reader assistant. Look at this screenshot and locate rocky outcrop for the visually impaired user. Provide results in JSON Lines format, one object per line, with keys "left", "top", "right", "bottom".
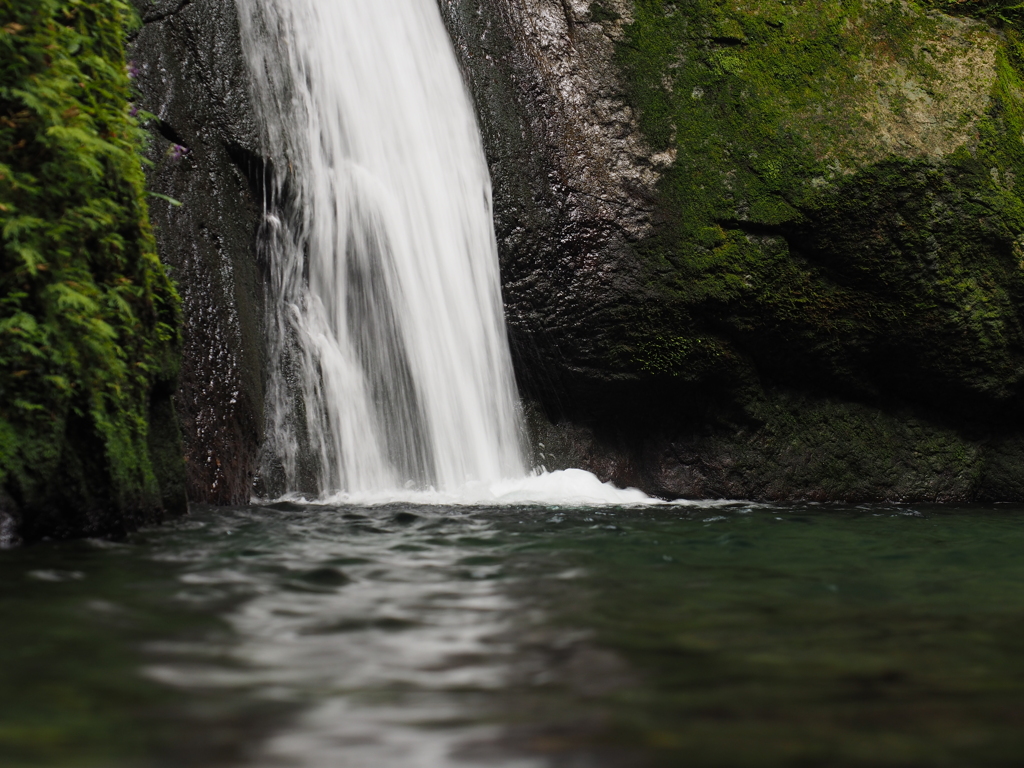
{"left": 129, "top": 0, "right": 266, "bottom": 504}
{"left": 444, "top": 0, "right": 1024, "bottom": 501}
{"left": 440, "top": 0, "right": 664, "bottom": 398}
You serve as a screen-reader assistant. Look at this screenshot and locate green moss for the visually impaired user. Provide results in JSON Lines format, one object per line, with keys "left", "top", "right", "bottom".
{"left": 718, "top": 390, "right": 984, "bottom": 501}
{"left": 590, "top": 2, "right": 622, "bottom": 22}
{"left": 579, "top": 0, "right": 1024, "bottom": 497}
{"left": 612, "top": 0, "right": 1024, "bottom": 418}
{"left": 0, "top": 0, "right": 183, "bottom": 537}
{"left": 923, "top": 0, "right": 1024, "bottom": 26}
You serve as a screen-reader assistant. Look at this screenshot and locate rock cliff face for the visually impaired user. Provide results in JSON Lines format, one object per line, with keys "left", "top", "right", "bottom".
{"left": 440, "top": 0, "right": 662, "bottom": 400}
{"left": 127, "top": 0, "right": 1024, "bottom": 503}
{"left": 442, "top": 0, "right": 1024, "bottom": 501}
{"left": 129, "top": 0, "right": 266, "bottom": 504}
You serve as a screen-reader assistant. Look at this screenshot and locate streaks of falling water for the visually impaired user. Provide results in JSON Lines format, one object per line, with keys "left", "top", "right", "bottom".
{"left": 236, "top": 0, "right": 527, "bottom": 497}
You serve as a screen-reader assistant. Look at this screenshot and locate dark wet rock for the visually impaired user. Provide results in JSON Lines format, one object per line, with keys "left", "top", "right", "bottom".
{"left": 130, "top": 0, "right": 266, "bottom": 504}
{"left": 444, "top": 0, "right": 1024, "bottom": 501}
{"left": 128, "top": 0, "right": 1024, "bottom": 502}
{"left": 439, "top": 0, "right": 666, "bottom": 401}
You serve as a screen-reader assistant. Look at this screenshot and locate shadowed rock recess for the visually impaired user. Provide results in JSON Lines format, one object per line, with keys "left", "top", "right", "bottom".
{"left": 129, "top": 0, "right": 1024, "bottom": 503}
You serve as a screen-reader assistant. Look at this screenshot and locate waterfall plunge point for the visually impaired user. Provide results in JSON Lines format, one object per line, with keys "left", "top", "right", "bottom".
{"left": 237, "top": 0, "right": 658, "bottom": 507}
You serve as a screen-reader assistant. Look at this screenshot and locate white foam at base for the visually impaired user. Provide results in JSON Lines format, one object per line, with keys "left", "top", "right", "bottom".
{"left": 260, "top": 468, "right": 722, "bottom": 508}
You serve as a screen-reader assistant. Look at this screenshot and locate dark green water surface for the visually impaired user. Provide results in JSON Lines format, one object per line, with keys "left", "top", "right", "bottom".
{"left": 3, "top": 502, "right": 1024, "bottom": 767}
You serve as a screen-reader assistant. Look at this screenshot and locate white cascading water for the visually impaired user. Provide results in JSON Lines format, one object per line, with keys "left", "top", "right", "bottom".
{"left": 236, "top": 0, "right": 659, "bottom": 506}
{"left": 236, "top": 0, "right": 526, "bottom": 496}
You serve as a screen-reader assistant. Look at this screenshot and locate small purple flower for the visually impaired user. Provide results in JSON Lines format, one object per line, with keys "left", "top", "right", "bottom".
{"left": 128, "top": 103, "right": 139, "bottom": 118}
{"left": 126, "top": 61, "right": 140, "bottom": 80}
{"left": 168, "top": 143, "right": 190, "bottom": 161}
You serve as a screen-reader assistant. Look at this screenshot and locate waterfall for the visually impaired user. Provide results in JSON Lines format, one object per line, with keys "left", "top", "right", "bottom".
{"left": 236, "top": 0, "right": 527, "bottom": 496}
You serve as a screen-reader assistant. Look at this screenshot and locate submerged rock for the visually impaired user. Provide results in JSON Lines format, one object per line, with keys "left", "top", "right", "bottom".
{"left": 443, "top": 0, "right": 1024, "bottom": 501}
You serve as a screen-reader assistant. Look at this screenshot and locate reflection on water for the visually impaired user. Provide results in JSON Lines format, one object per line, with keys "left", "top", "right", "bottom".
{"left": 146, "top": 506, "right": 541, "bottom": 768}
{"left": 4, "top": 503, "right": 1024, "bottom": 767}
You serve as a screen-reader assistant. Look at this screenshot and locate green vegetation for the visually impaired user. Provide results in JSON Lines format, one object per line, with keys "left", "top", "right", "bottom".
{"left": 0, "top": 0, "right": 184, "bottom": 538}
{"left": 557, "top": 0, "right": 1024, "bottom": 497}
{"left": 589, "top": 2, "right": 623, "bottom": 22}
{"left": 603, "top": 0, "right": 1024, "bottom": 417}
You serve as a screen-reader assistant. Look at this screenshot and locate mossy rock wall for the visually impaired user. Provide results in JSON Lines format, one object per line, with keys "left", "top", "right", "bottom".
{"left": 0, "top": 0, "right": 186, "bottom": 543}
{"left": 446, "top": 0, "right": 1024, "bottom": 501}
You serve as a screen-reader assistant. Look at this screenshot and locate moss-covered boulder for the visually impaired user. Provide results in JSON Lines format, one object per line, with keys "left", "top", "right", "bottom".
{"left": 0, "top": 0, "right": 186, "bottom": 543}
{"left": 446, "top": 0, "right": 1024, "bottom": 500}
{"left": 618, "top": 0, "right": 1024, "bottom": 410}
